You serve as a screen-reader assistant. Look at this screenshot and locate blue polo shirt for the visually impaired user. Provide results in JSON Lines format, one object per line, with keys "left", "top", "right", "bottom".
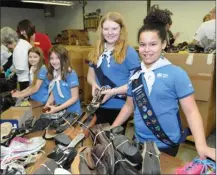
{"left": 52, "top": 71, "right": 81, "bottom": 115}
{"left": 30, "top": 65, "right": 49, "bottom": 104}
{"left": 128, "top": 64, "right": 194, "bottom": 148}
{"left": 89, "top": 46, "right": 140, "bottom": 109}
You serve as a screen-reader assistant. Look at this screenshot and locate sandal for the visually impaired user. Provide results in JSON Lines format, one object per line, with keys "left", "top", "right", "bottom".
{"left": 1, "top": 122, "right": 13, "bottom": 144}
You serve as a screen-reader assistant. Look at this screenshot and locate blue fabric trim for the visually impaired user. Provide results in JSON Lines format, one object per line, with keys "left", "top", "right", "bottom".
{"left": 178, "top": 91, "right": 194, "bottom": 99}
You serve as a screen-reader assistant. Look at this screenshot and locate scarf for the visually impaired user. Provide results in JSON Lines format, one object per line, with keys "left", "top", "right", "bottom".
{"left": 130, "top": 56, "right": 172, "bottom": 95}
{"left": 29, "top": 66, "right": 37, "bottom": 83}
{"left": 48, "top": 70, "right": 64, "bottom": 98}
{"left": 97, "top": 43, "right": 114, "bottom": 68}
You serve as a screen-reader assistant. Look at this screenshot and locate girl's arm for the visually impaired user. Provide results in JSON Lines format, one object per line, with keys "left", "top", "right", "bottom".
{"left": 87, "top": 67, "right": 100, "bottom": 96}
{"left": 111, "top": 96, "right": 134, "bottom": 128}
{"left": 13, "top": 80, "right": 43, "bottom": 98}
{"left": 180, "top": 94, "right": 215, "bottom": 160}
{"left": 47, "top": 86, "right": 79, "bottom": 113}
{"left": 45, "top": 92, "right": 55, "bottom": 106}
{"left": 100, "top": 84, "right": 128, "bottom": 104}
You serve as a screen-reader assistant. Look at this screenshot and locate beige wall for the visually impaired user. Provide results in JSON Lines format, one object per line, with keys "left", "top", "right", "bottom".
{"left": 1, "top": 1, "right": 215, "bottom": 46}
{"left": 1, "top": 7, "right": 46, "bottom": 33}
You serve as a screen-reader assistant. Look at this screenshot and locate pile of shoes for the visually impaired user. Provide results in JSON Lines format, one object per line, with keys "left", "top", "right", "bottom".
{"left": 1, "top": 136, "right": 46, "bottom": 174}
{"left": 187, "top": 44, "right": 205, "bottom": 53}
{"left": 68, "top": 124, "right": 161, "bottom": 175}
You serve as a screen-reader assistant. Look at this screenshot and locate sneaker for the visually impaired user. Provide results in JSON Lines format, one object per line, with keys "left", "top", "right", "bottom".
{"left": 1, "top": 122, "right": 13, "bottom": 144}
{"left": 1, "top": 136, "right": 46, "bottom": 165}
{"left": 201, "top": 159, "right": 216, "bottom": 175}
{"left": 1, "top": 162, "right": 26, "bottom": 175}
{"left": 176, "top": 158, "right": 204, "bottom": 174}
{"left": 142, "top": 141, "right": 161, "bottom": 174}
{"left": 54, "top": 168, "right": 71, "bottom": 174}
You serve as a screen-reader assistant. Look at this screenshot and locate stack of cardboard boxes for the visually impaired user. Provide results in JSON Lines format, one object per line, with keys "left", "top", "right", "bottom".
{"left": 62, "top": 45, "right": 93, "bottom": 104}
{"left": 61, "top": 29, "right": 89, "bottom": 46}
{"left": 164, "top": 53, "right": 216, "bottom": 140}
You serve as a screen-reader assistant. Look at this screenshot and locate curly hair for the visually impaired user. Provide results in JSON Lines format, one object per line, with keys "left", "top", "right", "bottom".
{"left": 144, "top": 7, "right": 173, "bottom": 26}
{"left": 1, "top": 27, "right": 19, "bottom": 46}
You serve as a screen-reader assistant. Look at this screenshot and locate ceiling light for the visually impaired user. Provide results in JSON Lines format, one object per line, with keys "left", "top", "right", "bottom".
{"left": 21, "top": 0, "right": 74, "bottom": 6}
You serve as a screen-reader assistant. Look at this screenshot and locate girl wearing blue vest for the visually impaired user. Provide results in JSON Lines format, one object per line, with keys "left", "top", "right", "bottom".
{"left": 87, "top": 12, "right": 140, "bottom": 130}
{"left": 12, "top": 47, "right": 49, "bottom": 104}
{"left": 44, "top": 45, "right": 81, "bottom": 115}
{"left": 112, "top": 10, "right": 215, "bottom": 159}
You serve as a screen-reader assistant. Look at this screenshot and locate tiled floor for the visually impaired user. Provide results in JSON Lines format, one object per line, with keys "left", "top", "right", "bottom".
{"left": 125, "top": 121, "right": 199, "bottom": 163}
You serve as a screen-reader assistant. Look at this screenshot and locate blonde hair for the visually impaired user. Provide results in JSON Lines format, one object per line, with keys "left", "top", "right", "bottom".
{"left": 88, "top": 12, "right": 128, "bottom": 64}
{"left": 203, "top": 14, "right": 211, "bottom": 22}
{"left": 28, "top": 47, "right": 46, "bottom": 86}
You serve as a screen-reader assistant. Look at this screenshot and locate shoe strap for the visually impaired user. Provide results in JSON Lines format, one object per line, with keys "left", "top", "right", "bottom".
{"left": 67, "top": 133, "right": 85, "bottom": 148}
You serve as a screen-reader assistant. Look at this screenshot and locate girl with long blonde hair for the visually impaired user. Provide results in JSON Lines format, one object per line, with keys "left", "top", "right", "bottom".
{"left": 87, "top": 12, "right": 140, "bottom": 131}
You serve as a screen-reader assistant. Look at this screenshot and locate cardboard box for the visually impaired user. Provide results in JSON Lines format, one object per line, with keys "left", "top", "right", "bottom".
{"left": 61, "top": 45, "right": 94, "bottom": 104}
{"left": 61, "top": 29, "right": 89, "bottom": 46}
{"left": 78, "top": 76, "right": 84, "bottom": 102}
{"left": 67, "top": 50, "right": 83, "bottom": 77}
{"left": 0, "top": 106, "right": 32, "bottom": 128}
{"left": 164, "top": 53, "right": 215, "bottom": 101}
{"left": 164, "top": 53, "right": 216, "bottom": 139}
{"left": 83, "top": 50, "right": 93, "bottom": 104}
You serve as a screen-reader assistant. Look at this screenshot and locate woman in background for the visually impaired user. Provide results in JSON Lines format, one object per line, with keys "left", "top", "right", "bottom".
{"left": 17, "top": 19, "right": 52, "bottom": 65}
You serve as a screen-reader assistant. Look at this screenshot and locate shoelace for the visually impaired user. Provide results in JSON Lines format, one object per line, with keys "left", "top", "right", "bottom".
{"left": 1, "top": 137, "right": 30, "bottom": 165}
{"left": 200, "top": 159, "right": 216, "bottom": 174}
{"left": 185, "top": 158, "right": 203, "bottom": 172}
{"left": 9, "top": 137, "right": 30, "bottom": 151}
{"left": 185, "top": 158, "right": 216, "bottom": 174}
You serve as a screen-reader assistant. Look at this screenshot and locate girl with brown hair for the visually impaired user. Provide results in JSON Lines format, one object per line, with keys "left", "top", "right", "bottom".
{"left": 12, "top": 47, "right": 49, "bottom": 104}
{"left": 44, "top": 45, "right": 81, "bottom": 115}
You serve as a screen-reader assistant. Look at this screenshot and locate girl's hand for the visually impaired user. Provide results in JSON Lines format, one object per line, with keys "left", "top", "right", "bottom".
{"left": 197, "top": 145, "right": 216, "bottom": 161}
{"left": 11, "top": 89, "right": 17, "bottom": 94}
{"left": 42, "top": 106, "right": 51, "bottom": 113}
{"left": 45, "top": 104, "right": 59, "bottom": 114}
{"left": 12, "top": 91, "right": 20, "bottom": 98}
{"left": 101, "top": 88, "right": 116, "bottom": 104}
{"left": 92, "top": 83, "right": 100, "bottom": 97}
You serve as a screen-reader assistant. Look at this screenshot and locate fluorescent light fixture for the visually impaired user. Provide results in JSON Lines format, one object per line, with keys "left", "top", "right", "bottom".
{"left": 21, "top": 0, "right": 74, "bottom": 6}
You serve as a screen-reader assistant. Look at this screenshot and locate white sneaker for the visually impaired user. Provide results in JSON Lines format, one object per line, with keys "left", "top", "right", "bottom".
{"left": 1, "top": 136, "right": 46, "bottom": 165}
{"left": 54, "top": 168, "right": 71, "bottom": 174}
{"left": 1, "top": 162, "right": 26, "bottom": 174}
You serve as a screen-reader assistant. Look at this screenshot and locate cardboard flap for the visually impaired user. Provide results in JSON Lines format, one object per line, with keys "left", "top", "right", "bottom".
{"left": 164, "top": 53, "right": 215, "bottom": 101}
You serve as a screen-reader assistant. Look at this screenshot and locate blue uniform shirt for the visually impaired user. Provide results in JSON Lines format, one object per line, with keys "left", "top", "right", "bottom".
{"left": 128, "top": 64, "right": 194, "bottom": 148}
{"left": 52, "top": 70, "right": 81, "bottom": 115}
{"left": 30, "top": 65, "right": 49, "bottom": 104}
{"left": 90, "top": 46, "right": 140, "bottom": 109}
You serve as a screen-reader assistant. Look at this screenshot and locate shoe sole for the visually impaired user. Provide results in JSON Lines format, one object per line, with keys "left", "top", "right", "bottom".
{"left": 142, "top": 141, "right": 161, "bottom": 174}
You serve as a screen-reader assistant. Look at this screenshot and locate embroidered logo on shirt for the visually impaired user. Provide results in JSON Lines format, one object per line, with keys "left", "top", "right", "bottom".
{"left": 70, "top": 81, "right": 76, "bottom": 85}
{"left": 62, "top": 82, "right": 68, "bottom": 86}
{"left": 157, "top": 73, "right": 168, "bottom": 78}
